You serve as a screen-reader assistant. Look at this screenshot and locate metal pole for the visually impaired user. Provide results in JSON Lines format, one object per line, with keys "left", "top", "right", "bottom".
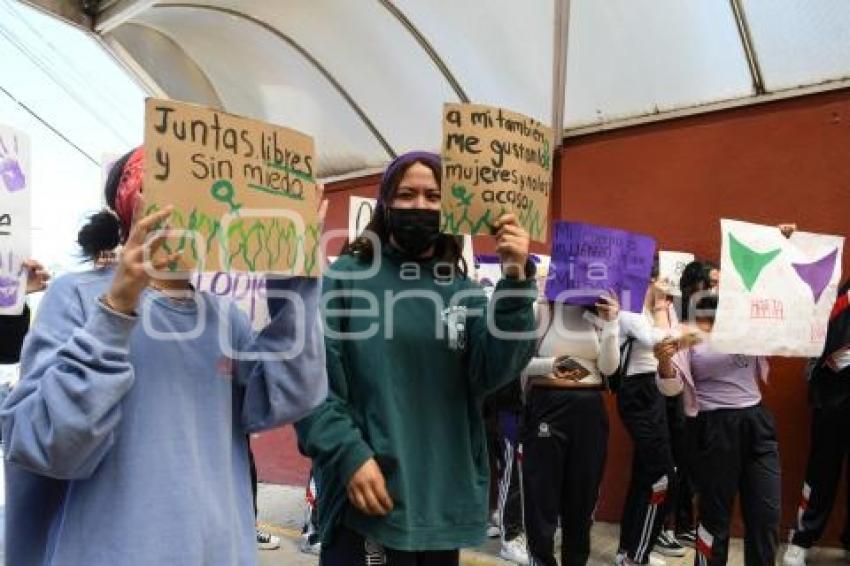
{"left": 729, "top": 0, "right": 767, "bottom": 94}
{"left": 551, "top": 0, "right": 571, "bottom": 143}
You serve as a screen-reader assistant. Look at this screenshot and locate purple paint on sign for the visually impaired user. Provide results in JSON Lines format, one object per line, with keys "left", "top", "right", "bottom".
{"left": 0, "top": 134, "right": 26, "bottom": 192}
{"left": 0, "top": 159, "right": 26, "bottom": 192}
{"left": 0, "top": 274, "right": 20, "bottom": 307}
{"left": 544, "top": 221, "right": 656, "bottom": 312}
{"left": 792, "top": 248, "right": 839, "bottom": 303}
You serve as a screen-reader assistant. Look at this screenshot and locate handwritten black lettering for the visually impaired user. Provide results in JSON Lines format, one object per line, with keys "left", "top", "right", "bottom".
{"left": 154, "top": 106, "right": 175, "bottom": 134}
{"left": 191, "top": 153, "right": 207, "bottom": 180}
{"left": 495, "top": 108, "right": 546, "bottom": 143}
{"left": 222, "top": 128, "right": 238, "bottom": 154}
{"left": 190, "top": 119, "right": 208, "bottom": 146}
{"left": 445, "top": 133, "right": 480, "bottom": 154}
{"left": 240, "top": 130, "right": 254, "bottom": 158}
{"left": 446, "top": 109, "right": 462, "bottom": 127}
{"left": 191, "top": 153, "right": 234, "bottom": 180}
{"left": 444, "top": 161, "right": 520, "bottom": 188}
{"left": 471, "top": 110, "right": 493, "bottom": 128}
{"left": 155, "top": 148, "right": 170, "bottom": 181}
{"left": 482, "top": 190, "right": 530, "bottom": 209}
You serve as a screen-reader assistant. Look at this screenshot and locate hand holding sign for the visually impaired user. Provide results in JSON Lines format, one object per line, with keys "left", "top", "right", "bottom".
{"left": 653, "top": 338, "right": 680, "bottom": 379}
{"left": 22, "top": 259, "right": 49, "bottom": 294}
{"left": 778, "top": 223, "right": 797, "bottom": 239}
{"left": 648, "top": 281, "right": 673, "bottom": 311}
{"left": 494, "top": 213, "right": 530, "bottom": 280}
{"left": 654, "top": 333, "right": 703, "bottom": 373}
{"left": 595, "top": 292, "right": 620, "bottom": 322}
{"left": 105, "top": 201, "right": 179, "bottom": 315}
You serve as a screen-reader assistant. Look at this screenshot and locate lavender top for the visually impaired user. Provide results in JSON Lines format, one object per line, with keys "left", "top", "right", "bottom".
{"left": 689, "top": 342, "right": 762, "bottom": 412}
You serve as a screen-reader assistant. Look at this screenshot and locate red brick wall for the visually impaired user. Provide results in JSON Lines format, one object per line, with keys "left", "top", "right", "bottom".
{"left": 255, "top": 88, "right": 850, "bottom": 543}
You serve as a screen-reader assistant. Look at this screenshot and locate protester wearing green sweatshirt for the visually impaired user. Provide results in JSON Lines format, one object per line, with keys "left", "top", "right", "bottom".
{"left": 296, "top": 151, "right": 537, "bottom": 565}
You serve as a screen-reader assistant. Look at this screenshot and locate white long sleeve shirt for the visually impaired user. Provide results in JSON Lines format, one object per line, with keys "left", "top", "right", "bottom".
{"left": 618, "top": 307, "right": 677, "bottom": 376}
{"left": 523, "top": 302, "right": 620, "bottom": 386}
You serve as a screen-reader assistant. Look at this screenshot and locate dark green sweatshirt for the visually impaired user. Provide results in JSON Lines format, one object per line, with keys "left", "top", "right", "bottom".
{"left": 296, "top": 246, "right": 536, "bottom": 551}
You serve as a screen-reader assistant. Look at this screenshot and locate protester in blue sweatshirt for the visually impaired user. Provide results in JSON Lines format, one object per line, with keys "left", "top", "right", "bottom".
{"left": 0, "top": 148, "right": 328, "bottom": 565}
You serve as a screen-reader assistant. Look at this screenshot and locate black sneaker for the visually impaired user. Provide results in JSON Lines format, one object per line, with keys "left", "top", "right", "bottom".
{"left": 655, "top": 530, "right": 686, "bottom": 557}
{"left": 675, "top": 529, "right": 696, "bottom": 547}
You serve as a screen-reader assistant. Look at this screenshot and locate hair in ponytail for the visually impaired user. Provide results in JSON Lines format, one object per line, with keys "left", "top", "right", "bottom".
{"left": 77, "top": 150, "right": 135, "bottom": 262}
{"left": 77, "top": 210, "right": 121, "bottom": 262}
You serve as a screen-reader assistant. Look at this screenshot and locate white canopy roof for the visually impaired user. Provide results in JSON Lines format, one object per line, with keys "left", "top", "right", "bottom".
{"left": 14, "top": 0, "right": 850, "bottom": 178}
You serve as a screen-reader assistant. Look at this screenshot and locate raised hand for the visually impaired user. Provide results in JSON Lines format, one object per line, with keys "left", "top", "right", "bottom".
{"left": 493, "top": 213, "right": 530, "bottom": 280}
{"left": 596, "top": 291, "right": 620, "bottom": 322}
{"left": 22, "top": 259, "right": 49, "bottom": 294}
{"left": 104, "top": 200, "right": 178, "bottom": 315}
{"left": 778, "top": 223, "right": 797, "bottom": 239}
{"left": 653, "top": 338, "right": 680, "bottom": 379}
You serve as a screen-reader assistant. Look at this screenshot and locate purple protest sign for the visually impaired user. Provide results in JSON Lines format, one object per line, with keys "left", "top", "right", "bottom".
{"left": 544, "top": 221, "right": 656, "bottom": 312}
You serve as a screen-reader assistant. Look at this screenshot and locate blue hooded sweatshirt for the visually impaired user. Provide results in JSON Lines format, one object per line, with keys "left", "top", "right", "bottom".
{"left": 0, "top": 268, "right": 327, "bottom": 565}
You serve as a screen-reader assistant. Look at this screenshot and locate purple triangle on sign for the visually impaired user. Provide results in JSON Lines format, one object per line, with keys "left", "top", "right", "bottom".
{"left": 792, "top": 248, "right": 839, "bottom": 303}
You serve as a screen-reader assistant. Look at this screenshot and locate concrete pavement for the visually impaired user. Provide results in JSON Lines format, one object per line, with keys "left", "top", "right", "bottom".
{"left": 1, "top": 478, "right": 845, "bottom": 564}
{"left": 255, "top": 483, "right": 849, "bottom": 566}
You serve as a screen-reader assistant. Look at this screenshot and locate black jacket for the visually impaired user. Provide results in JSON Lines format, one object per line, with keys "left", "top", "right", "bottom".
{"left": 810, "top": 279, "right": 850, "bottom": 409}
{"left": 0, "top": 303, "right": 30, "bottom": 364}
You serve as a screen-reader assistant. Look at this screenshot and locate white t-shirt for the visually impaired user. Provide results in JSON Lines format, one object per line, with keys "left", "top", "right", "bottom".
{"left": 523, "top": 302, "right": 620, "bottom": 386}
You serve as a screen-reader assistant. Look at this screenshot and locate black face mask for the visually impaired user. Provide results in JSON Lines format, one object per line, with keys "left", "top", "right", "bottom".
{"left": 386, "top": 208, "right": 441, "bottom": 258}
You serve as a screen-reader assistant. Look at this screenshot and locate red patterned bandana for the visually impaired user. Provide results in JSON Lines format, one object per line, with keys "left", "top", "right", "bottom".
{"left": 114, "top": 147, "right": 144, "bottom": 240}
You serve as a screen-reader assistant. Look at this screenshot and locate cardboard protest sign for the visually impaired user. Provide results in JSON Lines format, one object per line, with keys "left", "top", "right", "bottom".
{"left": 0, "top": 126, "right": 31, "bottom": 315}
{"left": 712, "top": 219, "right": 844, "bottom": 357}
{"left": 348, "top": 196, "right": 376, "bottom": 242}
{"left": 441, "top": 103, "right": 554, "bottom": 242}
{"left": 143, "top": 98, "right": 322, "bottom": 276}
{"left": 658, "top": 251, "right": 695, "bottom": 297}
{"left": 544, "top": 221, "right": 656, "bottom": 312}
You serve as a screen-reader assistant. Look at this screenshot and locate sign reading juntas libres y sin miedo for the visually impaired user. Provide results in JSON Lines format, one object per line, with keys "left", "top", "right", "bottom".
{"left": 143, "top": 98, "right": 322, "bottom": 276}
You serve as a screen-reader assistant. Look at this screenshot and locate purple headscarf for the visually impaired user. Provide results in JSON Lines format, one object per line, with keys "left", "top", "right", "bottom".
{"left": 375, "top": 151, "right": 441, "bottom": 213}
